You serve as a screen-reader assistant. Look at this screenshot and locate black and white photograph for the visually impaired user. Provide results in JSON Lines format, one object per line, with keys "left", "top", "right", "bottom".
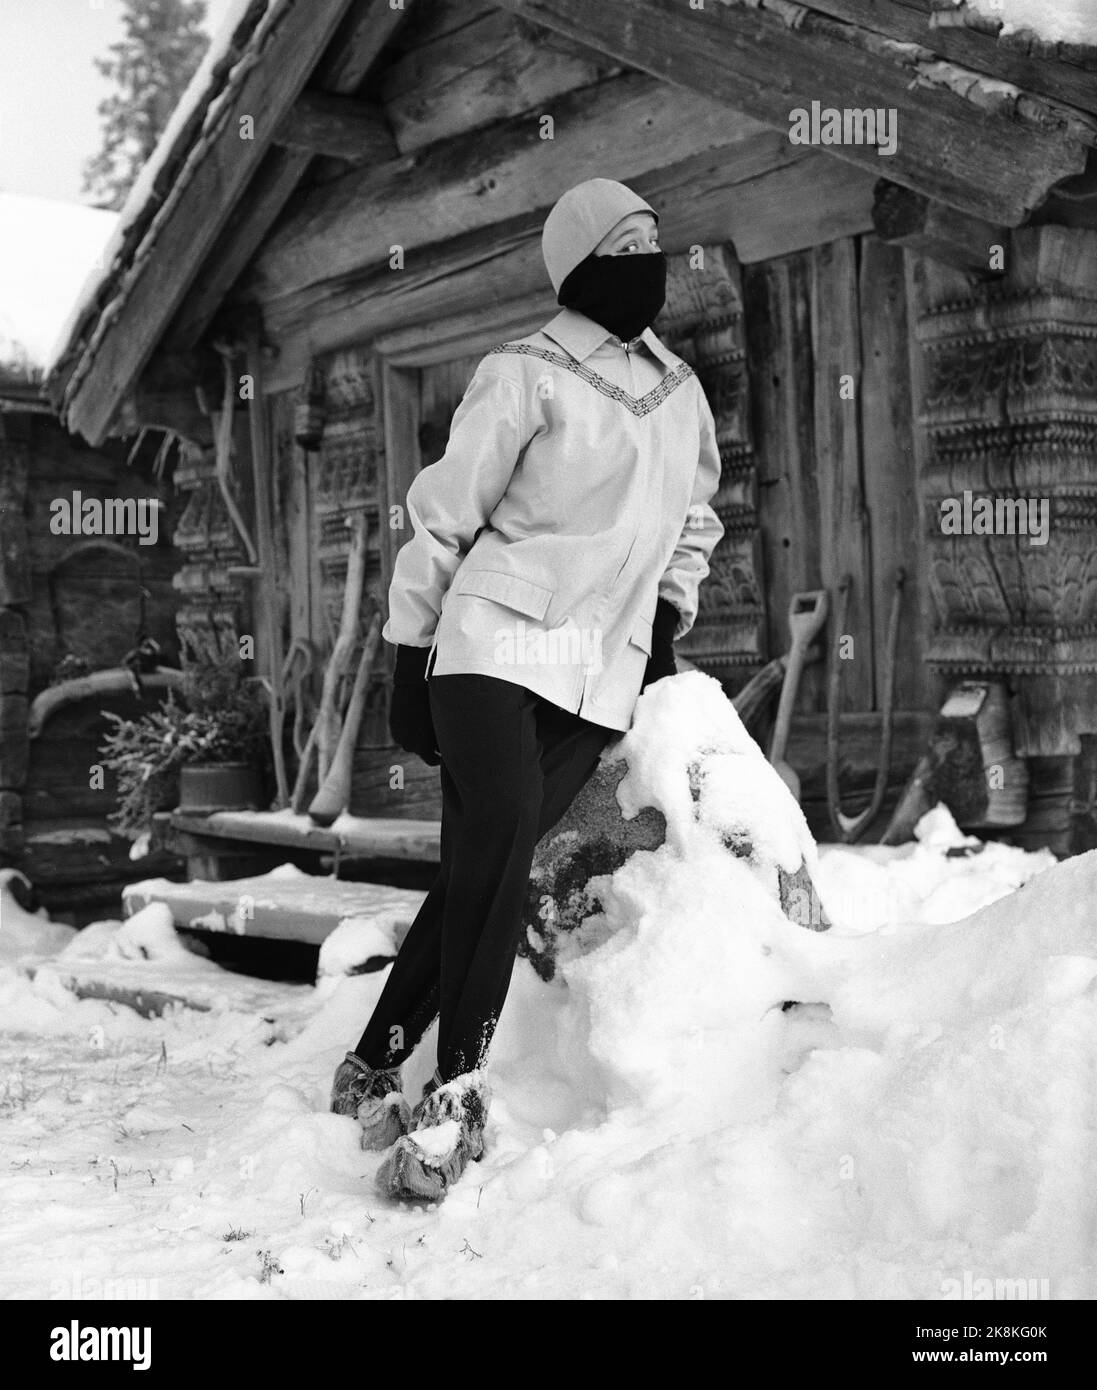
{"left": 0, "top": 0, "right": 1095, "bottom": 1333}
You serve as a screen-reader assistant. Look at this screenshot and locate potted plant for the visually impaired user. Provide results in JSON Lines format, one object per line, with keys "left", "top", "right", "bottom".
{"left": 100, "top": 660, "right": 271, "bottom": 841}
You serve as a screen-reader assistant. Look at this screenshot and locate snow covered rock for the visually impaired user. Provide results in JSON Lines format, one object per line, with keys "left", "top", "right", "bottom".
{"left": 520, "top": 672, "right": 831, "bottom": 980}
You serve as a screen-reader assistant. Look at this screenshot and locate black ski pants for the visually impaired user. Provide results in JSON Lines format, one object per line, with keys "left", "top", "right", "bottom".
{"left": 355, "top": 673, "right": 615, "bottom": 1082}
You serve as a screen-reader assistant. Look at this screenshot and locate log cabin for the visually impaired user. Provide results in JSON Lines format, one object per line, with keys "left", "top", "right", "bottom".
{"left": 1, "top": 195, "right": 183, "bottom": 919}
{"left": 42, "top": 0, "right": 1097, "bottom": 872}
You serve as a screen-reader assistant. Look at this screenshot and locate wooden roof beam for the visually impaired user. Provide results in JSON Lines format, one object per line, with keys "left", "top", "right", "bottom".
{"left": 794, "top": 1, "right": 1097, "bottom": 117}
{"left": 872, "top": 178, "right": 1007, "bottom": 277}
{"left": 273, "top": 90, "right": 397, "bottom": 163}
{"left": 246, "top": 71, "right": 776, "bottom": 303}
{"left": 252, "top": 146, "right": 877, "bottom": 394}
{"left": 492, "top": 0, "right": 1095, "bottom": 226}
{"left": 115, "top": 383, "right": 213, "bottom": 446}
{"left": 375, "top": 7, "right": 621, "bottom": 154}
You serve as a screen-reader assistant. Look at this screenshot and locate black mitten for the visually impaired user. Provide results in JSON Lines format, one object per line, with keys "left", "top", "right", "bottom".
{"left": 641, "top": 597, "right": 680, "bottom": 691}
{"left": 388, "top": 645, "right": 441, "bottom": 766}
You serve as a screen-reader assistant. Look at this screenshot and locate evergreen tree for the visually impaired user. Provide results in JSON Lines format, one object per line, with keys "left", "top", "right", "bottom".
{"left": 83, "top": 0, "right": 211, "bottom": 210}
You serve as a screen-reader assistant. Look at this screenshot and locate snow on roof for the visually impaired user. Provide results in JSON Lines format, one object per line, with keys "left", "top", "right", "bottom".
{"left": 942, "top": 0, "right": 1097, "bottom": 45}
{"left": 43, "top": 0, "right": 275, "bottom": 385}
{"left": 0, "top": 193, "right": 117, "bottom": 379}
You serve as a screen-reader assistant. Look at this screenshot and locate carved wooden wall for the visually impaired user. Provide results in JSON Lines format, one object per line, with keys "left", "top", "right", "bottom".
{"left": 914, "top": 228, "right": 1097, "bottom": 753}
{"left": 311, "top": 347, "right": 385, "bottom": 668}
{"left": 657, "top": 244, "right": 766, "bottom": 684}
{"left": 910, "top": 225, "right": 1097, "bottom": 852}
{"left": 172, "top": 431, "right": 253, "bottom": 668}
{"left": 268, "top": 346, "right": 390, "bottom": 782}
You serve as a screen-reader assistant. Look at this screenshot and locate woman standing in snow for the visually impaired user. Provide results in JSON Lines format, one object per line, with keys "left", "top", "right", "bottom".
{"left": 330, "top": 177, "right": 725, "bottom": 1201}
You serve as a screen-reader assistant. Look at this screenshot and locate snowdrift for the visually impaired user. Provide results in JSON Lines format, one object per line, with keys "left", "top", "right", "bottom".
{"left": 0, "top": 673, "right": 1091, "bottom": 1299}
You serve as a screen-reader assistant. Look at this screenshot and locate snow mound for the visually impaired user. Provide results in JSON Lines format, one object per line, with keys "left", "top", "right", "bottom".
{"left": 0, "top": 870, "right": 78, "bottom": 960}
{"left": 0, "top": 666, "right": 1093, "bottom": 1296}
{"left": 57, "top": 901, "right": 191, "bottom": 963}
{"left": 316, "top": 915, "right": 401, "bottom": 991}
{"left": 821, "top": 848, "right": 1097, "bottom": 1035}
{"left": 914, "top": 802, "right": 981, "bottom": 852}
{"left": 815, "top": 803, "right": 1055, "bottom": 934}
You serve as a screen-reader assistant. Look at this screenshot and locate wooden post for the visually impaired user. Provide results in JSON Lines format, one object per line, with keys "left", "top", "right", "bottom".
{"left": 245, "top": 332, "right": 290, "bottom": 807}
{"left": 812, "top": 238, "right": 873, "bottom": 711}
{"left": 379, "top": 360, "right": 423, "bottom": 701}
{"left": 743, "top": 253, "right": 824, "bottom": 706}
{"left": 0, "top": 414, "right": 31, "bottom": 864}
{"left": 906, "top": 225, "right": 1097, "bottom": 853}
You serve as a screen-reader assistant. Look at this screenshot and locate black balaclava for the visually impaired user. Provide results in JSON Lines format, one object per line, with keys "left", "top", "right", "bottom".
{"left": 557, "top": 249, "right": 667, "bottom": 344}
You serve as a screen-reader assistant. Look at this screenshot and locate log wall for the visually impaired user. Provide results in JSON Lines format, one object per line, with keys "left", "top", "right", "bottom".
{"left": 255, "top": 230, "right": 937, "bottom": 834}
{"left": 743, "top": 234, "right": 932, "bottom": 717}
{"left": 245, "top": 190, "right": 1097, "bottom": 858}
{"left": 0, "top": 410, "right": 183, "bottom": 915}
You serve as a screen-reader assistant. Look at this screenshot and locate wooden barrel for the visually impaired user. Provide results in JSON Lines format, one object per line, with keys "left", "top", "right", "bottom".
{"left": 178, "top": 762, "right": 263, "bottom": 814}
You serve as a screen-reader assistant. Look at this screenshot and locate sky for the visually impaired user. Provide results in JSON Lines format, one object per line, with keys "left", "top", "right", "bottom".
{"left": 0, "top": 0, "right": 238, "bottom": 207}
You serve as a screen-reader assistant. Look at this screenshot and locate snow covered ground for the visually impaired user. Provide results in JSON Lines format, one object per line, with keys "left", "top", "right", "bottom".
{"left": 0, "top": 674, "right": 1093, "bottom": 1301}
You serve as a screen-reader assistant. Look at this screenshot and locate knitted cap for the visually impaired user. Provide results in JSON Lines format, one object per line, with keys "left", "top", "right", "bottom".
{"left": 541, "top": 178, "right": 658, "bottom": 293}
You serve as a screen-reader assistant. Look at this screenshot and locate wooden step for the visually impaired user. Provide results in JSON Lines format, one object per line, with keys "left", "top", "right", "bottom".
{"left": 124, "top": 867, "right": 426, "bottom": 948}
{"left": 161, "top": 808, "right": 441, "bottom": 862}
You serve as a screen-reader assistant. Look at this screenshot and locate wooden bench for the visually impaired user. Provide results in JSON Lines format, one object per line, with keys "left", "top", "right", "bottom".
{"left": 152, "top": 808, "right": 441, "bottom": 882}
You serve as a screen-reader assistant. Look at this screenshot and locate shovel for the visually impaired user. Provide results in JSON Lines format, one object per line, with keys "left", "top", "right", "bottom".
{"left": 768, "top": 590, "right": 830, "bottom": 800}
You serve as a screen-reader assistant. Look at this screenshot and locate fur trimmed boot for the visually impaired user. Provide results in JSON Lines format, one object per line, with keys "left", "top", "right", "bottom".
{"left": 376, "top": 1069, "right": 490, "bottom": 1202}
{"left": 329, "top": 1052, "right": 411, "bottom": 1151}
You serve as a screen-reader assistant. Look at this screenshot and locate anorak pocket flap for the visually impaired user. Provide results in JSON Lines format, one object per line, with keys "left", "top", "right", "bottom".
{"left": 454, "top": 568, "right": 555, "bottom": 621}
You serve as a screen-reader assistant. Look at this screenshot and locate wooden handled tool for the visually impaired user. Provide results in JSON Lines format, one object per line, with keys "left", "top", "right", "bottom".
{"left": 315, "top": 512, "right": 370, "bottom": 784}
{"left": 768, "top": 590, "right": 829, "bottom": 800}
{"left": 307, "top": 612, "right": 382, "bottom": 826}
{"left": 290, "top": 512, "right": 369, "bottom": 813}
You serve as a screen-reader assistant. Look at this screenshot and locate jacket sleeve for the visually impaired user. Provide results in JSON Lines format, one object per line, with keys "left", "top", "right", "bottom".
{"left": 381, "top": 365, "right": 526, "bottom": 648}
{"left": 657, "top": 381, "right": 725, "bottom": 641}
